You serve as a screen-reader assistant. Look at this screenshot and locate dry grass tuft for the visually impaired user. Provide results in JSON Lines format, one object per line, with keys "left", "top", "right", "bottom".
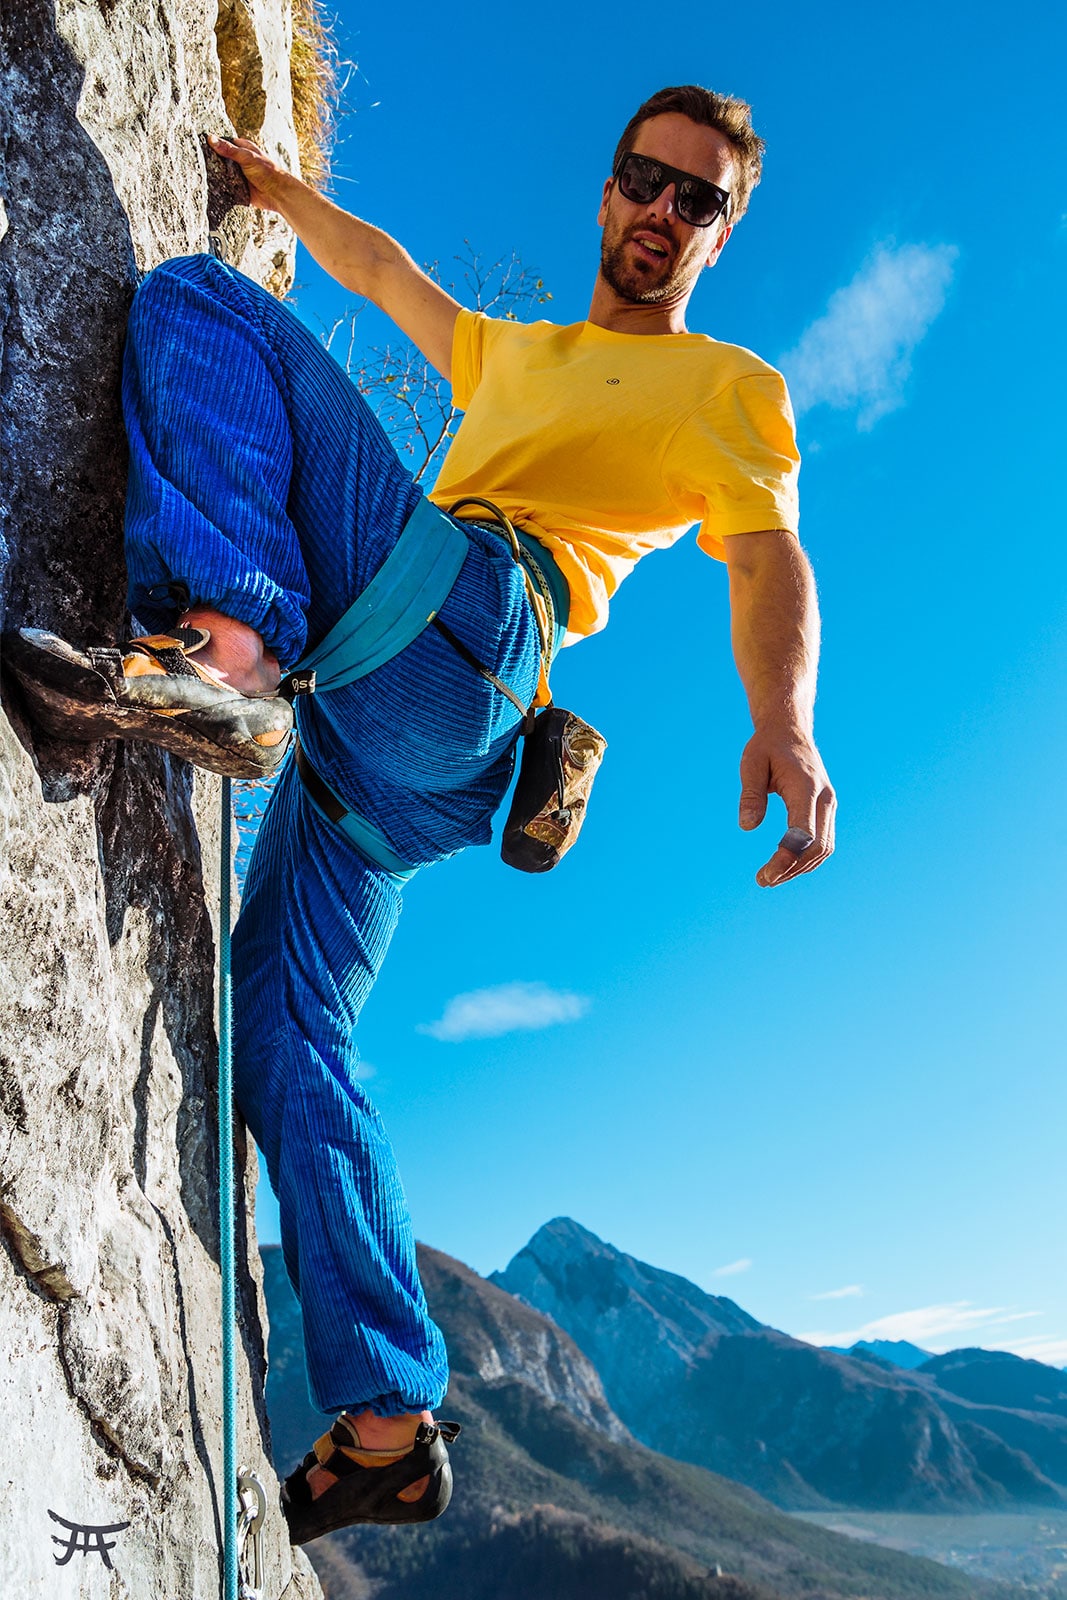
{"left": 290, "top": 0, "right": 337, "bottom": 191}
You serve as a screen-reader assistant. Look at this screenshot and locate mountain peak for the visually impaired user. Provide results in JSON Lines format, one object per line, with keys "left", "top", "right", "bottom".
{"left": 491, "top": 1218, "right": 764, "bottom": 1405}
{"left": 528, "top": 1216, "right": 607, "bottom": 1251}
{"left": 828, "top": 1339, "right": 933, "bottom": 1370}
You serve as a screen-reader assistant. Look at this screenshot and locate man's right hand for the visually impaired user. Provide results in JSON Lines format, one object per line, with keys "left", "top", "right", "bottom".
{"left": 206, "top": 134, "right": 460, "bottom": 382}
{"left": 738, "top": 723, "right": 836, "bottom": 887}
{"left": 208, "top": 134, "right": 293, "bottom": 211}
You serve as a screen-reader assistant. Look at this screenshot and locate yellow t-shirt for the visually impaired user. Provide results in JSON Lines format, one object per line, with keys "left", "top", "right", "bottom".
{"left": 428, "top": 309, "right": 801, "bottom": 639}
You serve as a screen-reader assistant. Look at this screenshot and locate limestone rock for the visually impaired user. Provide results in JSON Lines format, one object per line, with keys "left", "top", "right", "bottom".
{"left": 0, "top": 3, "right": 320, "bottom": 1595}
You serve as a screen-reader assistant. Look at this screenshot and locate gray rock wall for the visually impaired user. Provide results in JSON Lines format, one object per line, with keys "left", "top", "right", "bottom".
{"left": 0, "top": 4, "right": 321, "bottom": 1595}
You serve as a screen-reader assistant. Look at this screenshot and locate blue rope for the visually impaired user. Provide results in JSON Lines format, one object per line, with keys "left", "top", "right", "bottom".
{"left": 219, "top": 776, "right": 238, "bottom": 1600}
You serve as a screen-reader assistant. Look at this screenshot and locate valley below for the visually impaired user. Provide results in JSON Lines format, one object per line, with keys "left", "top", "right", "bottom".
{"left": 790, "top": 1509, "right": 1067, "bottom": 1596}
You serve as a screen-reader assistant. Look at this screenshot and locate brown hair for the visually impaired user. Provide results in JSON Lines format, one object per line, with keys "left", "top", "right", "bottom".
{"left": 612, "top": 85, "right": 765, "bottom": 223}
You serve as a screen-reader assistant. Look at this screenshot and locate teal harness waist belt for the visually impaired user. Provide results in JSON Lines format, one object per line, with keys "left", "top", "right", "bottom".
{"left": 286, "top": 496, "right": 568, "bottom": 886}
{"left": 293, "top": 495, "right": 469, "bottom": 693}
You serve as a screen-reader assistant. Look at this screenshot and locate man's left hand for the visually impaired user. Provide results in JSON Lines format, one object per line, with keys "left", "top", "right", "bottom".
{"left": 738, "top": 725, "right": 836, "bottom": 887}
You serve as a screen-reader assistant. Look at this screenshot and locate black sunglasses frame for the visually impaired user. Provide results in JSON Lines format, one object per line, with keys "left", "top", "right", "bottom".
{"left": 613, "top": 151, "right": 730, "bottom": 228}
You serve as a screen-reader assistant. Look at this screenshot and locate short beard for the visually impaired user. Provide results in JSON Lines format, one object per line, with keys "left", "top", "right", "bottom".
{"left": 599, "top": 235, "right": 679, "bottom": 305}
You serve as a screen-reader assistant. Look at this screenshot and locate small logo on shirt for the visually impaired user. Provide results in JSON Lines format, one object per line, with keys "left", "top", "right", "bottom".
{"left": 606, "top": 378, "right": 620, "bottom": 385}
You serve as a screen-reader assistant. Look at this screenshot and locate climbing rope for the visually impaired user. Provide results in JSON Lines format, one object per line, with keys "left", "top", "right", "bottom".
{"left": 219, "top": 779, "right": 267, "bottom": 1600}
{"left": 219, "top": 776, "right": 239, "bottom": 1600}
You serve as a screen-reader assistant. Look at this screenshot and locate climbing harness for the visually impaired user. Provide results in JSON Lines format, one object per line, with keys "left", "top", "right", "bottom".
{"left": 293, "top": 738, "right": 418, "bottom": 885}
{"left": 440, "top": 496, "right": 565, "bottom": 688}
{"left": 283, "top": 497, "right": 470, "bottom": 699}
{"left": 434, "top": 502, "right": 607, "bottom": 872}
{"left": 283, "top": 494, "right": 603, "bottom": 879}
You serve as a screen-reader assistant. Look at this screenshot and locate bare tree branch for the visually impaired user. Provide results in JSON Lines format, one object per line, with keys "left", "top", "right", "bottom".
{"left": 324, "top": 247, "right": 551, "bottom": 483}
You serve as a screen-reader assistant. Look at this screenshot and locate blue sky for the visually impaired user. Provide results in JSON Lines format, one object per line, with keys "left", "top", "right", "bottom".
{"left": 252, "top": 0, "right": 1067, "bottom": 1364}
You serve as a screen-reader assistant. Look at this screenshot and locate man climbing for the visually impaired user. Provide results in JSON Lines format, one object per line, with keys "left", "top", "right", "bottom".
{"left": 7, "top": 85, "right": 835, "bottom": 1542}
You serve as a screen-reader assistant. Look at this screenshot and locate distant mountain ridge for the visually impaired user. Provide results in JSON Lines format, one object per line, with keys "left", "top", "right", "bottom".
{"left": 829, "top": 1339, "right": 933, "bottom": 1369}
{"left": 492, "top": 1218, "right": 1067, "bottom": 1513}
{"left": 917, "top": 1348, "right": 1067, "bottom": 1418}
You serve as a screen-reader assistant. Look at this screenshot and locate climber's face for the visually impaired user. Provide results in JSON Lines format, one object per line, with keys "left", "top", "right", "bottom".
{"left": 596, "top": 114, "right": 734, "bottom": 308}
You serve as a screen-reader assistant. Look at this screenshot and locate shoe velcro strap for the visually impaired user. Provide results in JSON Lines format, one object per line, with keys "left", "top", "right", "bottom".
{"left": 136, "top": 645, "right": 199, "bottom": 678}
{"left": 123, "top": 631, "right": 207, "bottom": 679}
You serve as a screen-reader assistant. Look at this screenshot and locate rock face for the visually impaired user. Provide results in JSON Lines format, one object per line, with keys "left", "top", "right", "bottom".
{"left": 0, "top": 4, "right": 319, "bottom": 1596}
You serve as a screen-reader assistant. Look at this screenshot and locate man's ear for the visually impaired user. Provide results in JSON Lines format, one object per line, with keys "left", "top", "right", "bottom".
{"left": 704, "top": 222, "right": 733, "bottom": 270}
{"left": 596, "top": 176, "right": 614, "bottom": 229}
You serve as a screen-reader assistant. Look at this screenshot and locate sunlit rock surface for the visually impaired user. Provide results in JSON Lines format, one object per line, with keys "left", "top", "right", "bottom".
{"left": 0, "top": 3, "right": 319, "bottom": 1594}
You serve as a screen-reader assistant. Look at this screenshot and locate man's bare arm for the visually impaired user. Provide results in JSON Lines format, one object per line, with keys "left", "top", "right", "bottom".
{"left": 208, "top": 136, "right": 461, "bottom": 381}
{"left": 723, "top": 529, "right": 836, "bottom": 886}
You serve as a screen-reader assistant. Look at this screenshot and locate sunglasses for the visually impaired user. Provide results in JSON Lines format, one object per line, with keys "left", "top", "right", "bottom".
{"left": 613, "top": 151, "right": 730, "bottom": 228}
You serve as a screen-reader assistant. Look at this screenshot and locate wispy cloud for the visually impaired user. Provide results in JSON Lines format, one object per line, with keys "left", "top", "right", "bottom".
{"left": 801, "top": 1301, "right": 1042, "bottom": 1350}
{"left": 991, "top": 1335, "right": 1067, "bottom": 1368}
{"left": 418, "top": 981, "right": 589, "bottom": 1043}
{"left": 809, "top": 1285, "right": 864, "bottom": 1302}
{"left": 780, "top": 241, "right": 958, "bottom": 430}
{"left": 712, "top": 1258, "right": 753, "bottom": 1278}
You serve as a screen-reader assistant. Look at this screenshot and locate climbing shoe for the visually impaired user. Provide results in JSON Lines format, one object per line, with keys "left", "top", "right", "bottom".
{"left": 3, "top": 626, "right": 292, "bottom": 780}
{"left": 281, "top": 1415, "right": 461, "bottom": 1545}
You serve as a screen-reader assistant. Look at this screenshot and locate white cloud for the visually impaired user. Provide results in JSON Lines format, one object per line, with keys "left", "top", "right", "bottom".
{"left": 780, "top": 241, "right": 958, "bottom": 430}
{"left": 800, "top": 1301, "right": 1042, "bottom": 1351}
{"left": 418, "top": 981, "right": 589, "bottom": 1043}
{"left": 712, "top": 1258, "right": 753, "bottom": 1278}
{"left": 809, "top": 1285, "right": 865, "bottom": 1302}
{"left": 990, "top": 1335, "right": 1067, "bottom": 1368}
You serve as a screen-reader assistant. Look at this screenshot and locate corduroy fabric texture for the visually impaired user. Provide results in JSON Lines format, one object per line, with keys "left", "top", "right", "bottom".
{"left": 123, "top": 254, "right": 540, "bottom": 1414}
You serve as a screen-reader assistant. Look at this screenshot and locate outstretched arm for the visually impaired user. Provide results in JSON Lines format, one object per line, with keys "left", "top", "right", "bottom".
{"left": 208, "top": 135, "right": 461, "bottom": 381}
{"left": 723, "top": 529, "right": 836, "bottom": 886}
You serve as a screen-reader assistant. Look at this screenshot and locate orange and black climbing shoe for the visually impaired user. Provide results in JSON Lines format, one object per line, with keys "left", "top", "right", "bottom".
{"left": 281, "top": 1416, "right": 461, "bottom": 1546}
{"left": 3, "top": 626, "right": 293, "bottom": 780}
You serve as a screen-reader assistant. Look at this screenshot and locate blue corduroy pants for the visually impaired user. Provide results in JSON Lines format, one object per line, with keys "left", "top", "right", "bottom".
{"left": 123, "top": 254, "right": 540, "bottom": 1416}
